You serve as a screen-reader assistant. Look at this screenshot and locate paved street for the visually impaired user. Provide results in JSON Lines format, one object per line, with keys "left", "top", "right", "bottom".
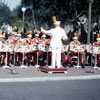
{"left": 0, "top": 65, "right": 99, "bottom": 100}
{"left": 0, "top": 79, "right": 100, "bottom": 100}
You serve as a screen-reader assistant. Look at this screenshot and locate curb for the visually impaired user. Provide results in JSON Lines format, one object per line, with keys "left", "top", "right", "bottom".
{"left": 0, "top": 75, "right": 100, "bottom": 83}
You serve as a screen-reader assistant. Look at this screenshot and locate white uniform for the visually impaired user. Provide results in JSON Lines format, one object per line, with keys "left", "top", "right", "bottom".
{"left": 41, "top": 26, "right": 68, "bottom": 68}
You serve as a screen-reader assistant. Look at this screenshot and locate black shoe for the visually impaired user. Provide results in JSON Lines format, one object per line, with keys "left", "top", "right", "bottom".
{"left": 31, "top": 62, "right": 35, "bottom": 66}
{"left": 81, "top": 64, "right": 85, "bottom": 68}
{"left": 63, "top": 64, "right": 67, "bottom": 67}
{"left": 0, "top": 64, "right": 2, "bottom": 67}
{"left": 17, "top": 62, "right": 21, "bottom": 66}
{"left": 63, "top": 61, "right": 68, "bottom": 67}
{"left": 28, "top": 63, "right": 30, "bottom": 66}
{"left": 7, "top": 64, "right": 10, "bottom": 66}
{"left": 68, "top": 64, "right": 73, "bottom": 67}
{"left": 1, "top": 63, "right": 4, "bottom": 66}
{"left": 96, "top": 64, "right": 100, "bottom": 67}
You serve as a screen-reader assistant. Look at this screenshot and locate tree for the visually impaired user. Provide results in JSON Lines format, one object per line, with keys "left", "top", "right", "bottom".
{"left": 18, "top": 0, "right": 100, "bottom": 28}
{"left": 0, "top": 2, "right": 15, "bottom": 26}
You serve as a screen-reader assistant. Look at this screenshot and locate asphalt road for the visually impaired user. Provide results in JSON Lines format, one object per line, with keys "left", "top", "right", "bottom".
{"left": 0, "top": 79, "right": 100, "bottom": 100}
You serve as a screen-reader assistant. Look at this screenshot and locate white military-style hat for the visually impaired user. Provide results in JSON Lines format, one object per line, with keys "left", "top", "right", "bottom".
{"left": 54, "top": 21, "right": 61, "bottom": 25}
{"left": 35, "top": 34, "right": 39, "bottom": 37}
{"left": 73, "top": 37, "right": 78, "bottom": 40}
{"left": 97, "top": 38, "right": 100, "bottom": 41}
{"left": 17, "top": 34, "right": 21, "bottom": 37}
{"left": 27, "top": 34, "right": 32, "bottom": 38}
{"left": 42, "top": 34, "right": 46, "bottom": 38}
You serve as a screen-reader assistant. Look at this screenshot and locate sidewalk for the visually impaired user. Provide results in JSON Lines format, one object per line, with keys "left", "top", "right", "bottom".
{"left": 0, "top": 65, "right": 100, "bottom": 79}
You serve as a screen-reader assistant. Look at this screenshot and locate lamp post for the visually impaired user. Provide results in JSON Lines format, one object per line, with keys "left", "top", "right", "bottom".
{"left": 87, "top": 0, "right": 94, "bottom": 44}
{"left": 21, "top": 7, "right": 26, "bottom": 33}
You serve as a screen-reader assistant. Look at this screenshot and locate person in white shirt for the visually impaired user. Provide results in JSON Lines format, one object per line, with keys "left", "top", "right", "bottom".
{"left": 41, "top": 21, "right": 68, "bottom": 68}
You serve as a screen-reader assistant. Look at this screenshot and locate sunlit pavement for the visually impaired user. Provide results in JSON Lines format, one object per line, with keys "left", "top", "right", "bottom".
{"left": 0, "top": 65, "right": 100, "bottom": 81}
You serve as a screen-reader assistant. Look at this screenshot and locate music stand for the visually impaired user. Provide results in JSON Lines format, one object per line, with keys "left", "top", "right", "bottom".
{"left": 35, "top": 43, "right": 40, "bottom": 68}
{"left": 74, "top": 46, "right": 84, "bottom": 69}
{"left": 45, "top": 44, "right": 49, "bottom": 66}
{"left": 20, "top": 46, "right": 27, "bottom": 69}
{"left": 9, "top": 43, "right": 18, "bottom": 74}
{"left": 3, "top": 45, "right": 10, "bottom": 69}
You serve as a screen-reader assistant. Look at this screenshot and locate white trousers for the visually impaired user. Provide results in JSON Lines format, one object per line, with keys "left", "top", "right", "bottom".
{"left": 51, "top": 47, "right": 61, "bottom": 68}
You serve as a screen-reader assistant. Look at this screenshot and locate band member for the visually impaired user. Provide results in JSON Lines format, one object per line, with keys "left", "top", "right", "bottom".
{"left": 41, "top": 34, "right": 51, "bottom": 44}
{"left": 8, "top": 32, "right": 19, "bottom": 64}
{"left": 66, "top": 33, "right": 85, "bottom": 68}
{"left": 39, "top": 34, "right": 51, "bottom": 66}
{"left": 15, "top": 34, "right": 23, "bottom": 65}
{"left": 25, "top": 34, "right": 32, "bottom": 45}
{"left": 31, "top": 34, "right": 42, "bottom": 44}
{"left": 1, "top": 32, "right": 16, "bottom": 67}
{"left": 8, "top": 32, "right": 18, "bottom": 44}
{"left": 0, "top": 35, "right": 5, "bottom": 66}
{"left": 92, "top": 35, "right": 100, "bottom": 66}
{"left": 26, "top": 34, "right": 42, "bottom": 66}
{"left": 41, "top": 21, "right": 68, "bottom": 68}
{"left": 25, "top": 34, "right": 32, "bottom": 66}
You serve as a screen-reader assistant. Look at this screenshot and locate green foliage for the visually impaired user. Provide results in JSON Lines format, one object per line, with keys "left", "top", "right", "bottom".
{"left": 62, "top": 38, "right": 70, "bottom": 45}
{"left": 20, "top": 0, "right": 100, "bottom": 28}
{"left": 1, "top": 0, "right": 100, "bottom": 29}
{"left": 0, "top": 3, "right": 15, "bottom": 26}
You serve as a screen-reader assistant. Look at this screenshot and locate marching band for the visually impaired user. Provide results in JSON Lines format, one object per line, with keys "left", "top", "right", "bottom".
{"left": 0, "top": 21, "right": 100, "bottom": 71}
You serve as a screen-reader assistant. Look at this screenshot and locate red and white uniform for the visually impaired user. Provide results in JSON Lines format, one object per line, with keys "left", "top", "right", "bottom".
{"left": 24, "top": 38, "right": 32, "bottom": 65}
{"left": 68, "top": 40, "right": 83, "bottom": 65}
{"left": 15, "top": 38, "right": 24, "bottom": 64}
{"left": 31, "top": 38, "right": 42, "bottom": 44}
{"left": 1, "top": 39, "right": 12, "bottom": 65}
{"left": 0, "top": 39, "right": 5, "bottom": 65}
{"left": 93, "top": 41, "right": 100, "bottom": 64}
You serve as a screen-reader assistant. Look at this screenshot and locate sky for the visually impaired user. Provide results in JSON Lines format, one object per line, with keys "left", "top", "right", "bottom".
{"left": 2, "top": 0, "right": 21, "bottom": 10}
